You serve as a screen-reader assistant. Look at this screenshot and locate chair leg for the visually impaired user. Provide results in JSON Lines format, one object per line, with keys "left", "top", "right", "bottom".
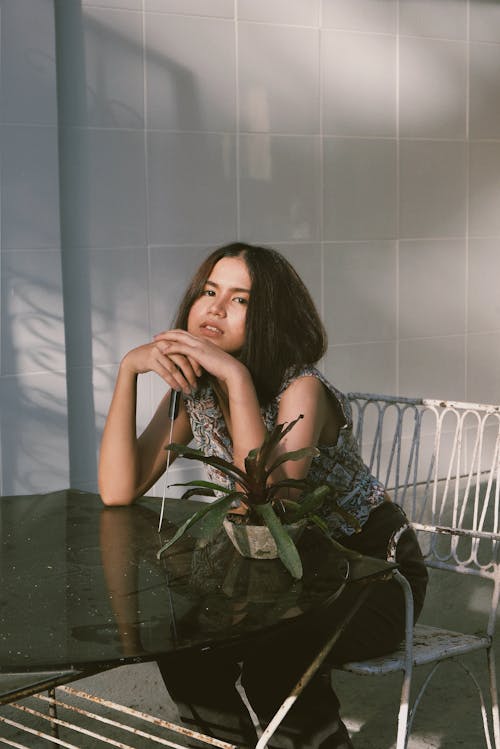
{"left": 395, "top": 669, "right": 411, "bottom": 749}
{"left": 487, "top": 646, "right": 500, "bottom": 749}
{"left": 393, "top": 571, "right": 414, "bottom": 749}
{"left": 408, "top": 658, "right": 494, "bottom": 749}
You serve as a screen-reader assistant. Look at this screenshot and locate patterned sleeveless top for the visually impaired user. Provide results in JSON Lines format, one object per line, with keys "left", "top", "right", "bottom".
{"left": 184, "top": 366, "right": 386, "bottom": 539}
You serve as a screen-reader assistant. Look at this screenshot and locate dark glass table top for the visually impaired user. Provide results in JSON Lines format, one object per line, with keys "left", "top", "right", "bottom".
{"left": 0, "top": 489, "right": 394, "bottom": 680}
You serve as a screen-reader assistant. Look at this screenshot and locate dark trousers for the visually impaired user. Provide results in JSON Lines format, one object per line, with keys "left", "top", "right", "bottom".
{"left": 158, "top": 503, "right": 428, "bottom": 748}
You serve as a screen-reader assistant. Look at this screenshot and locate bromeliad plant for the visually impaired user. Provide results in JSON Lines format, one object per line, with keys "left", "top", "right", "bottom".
{"left": 156, "top": 415, "right": 358, "bottom": 579}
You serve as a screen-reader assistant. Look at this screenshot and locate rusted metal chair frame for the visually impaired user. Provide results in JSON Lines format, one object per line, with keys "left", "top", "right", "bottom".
{"left": 340, "top": 393, "right": 500, "bottom": 749}
{"left": 0, "top": 683, "right": 241, "bottom": 748}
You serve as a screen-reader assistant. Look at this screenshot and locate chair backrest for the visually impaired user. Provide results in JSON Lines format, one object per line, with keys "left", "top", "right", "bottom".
{"left": 347, "top": 393, "right": 500, "bottom": 586}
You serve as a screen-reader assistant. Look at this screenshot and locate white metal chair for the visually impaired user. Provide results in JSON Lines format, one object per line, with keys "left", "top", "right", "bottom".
{"left": 339, "top": 393, "right": 500, "bottom": 749}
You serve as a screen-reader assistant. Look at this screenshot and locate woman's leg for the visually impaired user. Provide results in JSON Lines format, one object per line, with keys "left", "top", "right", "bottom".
{"left": 157, "top": 646, "right": 257, "bottom": 747}
{"left": 239, "top": 606, "right": 356, "bottom": 748}
{"left": 327, "top": 502, "right": 428, "bottom": 665}
{"left": 158, "top": 623, "right": 354, "bottom": 748}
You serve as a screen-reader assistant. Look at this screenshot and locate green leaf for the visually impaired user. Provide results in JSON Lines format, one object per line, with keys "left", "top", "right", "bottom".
{"left": 265, "top": 415, "right": 304, "bottom": 452}
{"left": 266, "top": 446, "right": 320, "bottom": 478}
{"left": 179, "top": 488, "right": 217, "bottom": 500}
{"left": 289, "top": 485, "right": 331, "bottom": 519}
{"left": 254, "top": 503, "right": 303, "bottom": 580}
{"left": 274, "top": 499, "right": 302, "bottom": 522}
{"left": 276, "top": 499, "right": 302, "bottom": 513}
{"left": 254, "top": 415, "right": 304, "bottom": 482}
{"left": 169, "top": 479, "right": 232, "bottom": 494}
{"left": 329, "top": 503, "right": 361, "bottom": 532}
{"left": 307, "top": 513, "right": 331, "bottom": 536}
{"left": 156, "top": 494, "right": 235, "bottom": 558}
{"left": 243, "top": 446, "right": 261, "bottom": 481}
{"left": 266, "top": 478, "right": 312, "bottom": 498}
{"left": 165, "top": 443, "right": 249, "bottom": 488}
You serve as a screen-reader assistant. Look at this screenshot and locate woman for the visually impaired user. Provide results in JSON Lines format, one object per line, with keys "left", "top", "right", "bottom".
{"left": 99, "top": 243, "right": 427, "bottom": 748}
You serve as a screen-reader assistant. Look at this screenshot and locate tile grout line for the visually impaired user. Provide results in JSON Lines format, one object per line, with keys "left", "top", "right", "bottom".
{"left": 464, "top": 0, "right": 471, "bottom": 401}
{"left": 319, "top": 0, "right": 325, "bottom": 354}
{"left": 0, "top": 0, "right": 3, "bottom": 493}
{"left": 235, "top": 0, "right": 241, "bottom": 241}
{"left": 142, "top": 0, "right": 155, "bottom": 419}
{"left": 395, "top": 0, "right": 401, "bottom": 396}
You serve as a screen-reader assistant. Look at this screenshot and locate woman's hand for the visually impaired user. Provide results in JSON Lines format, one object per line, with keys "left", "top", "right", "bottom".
{"left": 120, "top": 338, "right": 203, "bottom": 395}
{"left": 154, "top": 329, "right": 247, "bottom": 386}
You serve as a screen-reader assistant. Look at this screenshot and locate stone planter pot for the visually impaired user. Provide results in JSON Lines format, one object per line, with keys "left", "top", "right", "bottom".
{"left": 223, "top": 517, "right": 306, "bottom": 560}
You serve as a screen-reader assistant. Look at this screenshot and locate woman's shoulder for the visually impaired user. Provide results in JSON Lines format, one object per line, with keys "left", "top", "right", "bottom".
{"left": 278, "top": 365, "right": 352, "bottom": 427}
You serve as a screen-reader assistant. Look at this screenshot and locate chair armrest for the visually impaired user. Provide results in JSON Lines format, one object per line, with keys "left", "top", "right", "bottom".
{"left": 386, "top": 521, "right": 415, "bottom": 671}
{"left": 386, "top": 521, "right": 411, "bottom": 563}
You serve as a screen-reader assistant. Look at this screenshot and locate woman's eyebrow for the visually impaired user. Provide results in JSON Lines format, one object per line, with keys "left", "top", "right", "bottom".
{"left": 205, "top": 280, "right": 251, "bottom": 294}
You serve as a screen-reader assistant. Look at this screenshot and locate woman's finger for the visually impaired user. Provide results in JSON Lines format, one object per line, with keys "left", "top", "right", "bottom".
{"left": 168, "top": 353, "right": 200, "bottom": 390}
{"left": 152, "top": 346, "right": 198, "bottom": 393}
{"left": 187, "top": 355, "right": 203, "bottom": 378}
{"left": 157, "top": 338, "right": 204, "bottom": 377}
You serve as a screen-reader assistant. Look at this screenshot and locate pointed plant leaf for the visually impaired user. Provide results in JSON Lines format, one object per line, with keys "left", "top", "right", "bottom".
{"left": 307, "top": 513, "right": 332, "bottom": 536}
{"left": 266, "top": 446, "right": 320, "bottom": 478}
{"left": 166, "top": 443, "right": 249, "bottom": 487}
{"left": 244, "top": 447, "right": 261, "bottom": 480}
{"left": 290, "top": 485, "right": 331, "bottom": 519}
{"left": 277, "top": 413, "right": 305, "bottom": 441}
{"left": 191, "top": 494, "right": 244, "bottom": 539}
{"left": 254, "top": 503, "right": 303, "bottom": 580}
{"left": 241, "top": 415, "right": 306, "bottom": 488}
{"left": 266, "top": 478, "right": 312, "bottom": 499}
{"left": 179, "top": 488, "right": 217, "bottom": 501}
{"left": 262, "top": 414, "right": 302, "bottom": 452}
{"left": 255, "top": 415, "right": 303, "bottom": 482}
{"left": 169, "top": 479, "right": 233, "bottom": 494}
{"left": 244, "top": 461, "right": 261, "bottom": 489}
{"left": 257, "top": 425, "right": 282, "bottom": 469}
{"left": 274, "top": 499, "right": 302, "bottom": 523}
{"left": 330, "top": 503, "right": 361, "bottom": 532}
{"left": 157, "top": 494, "right": 235, "bottom": 558}
{"left": 276, "top": 499, "right": 302, "bottom": 513}
{"left": 165, "top": 443, "right": 208, "bottom": 459}
{"left": 263, "top": 415, "right": 304, "bottom": 454}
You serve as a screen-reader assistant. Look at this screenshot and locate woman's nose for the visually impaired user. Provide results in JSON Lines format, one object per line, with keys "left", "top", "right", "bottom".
{"left": 208, "top": 297, "right": 226, "bottom": 316}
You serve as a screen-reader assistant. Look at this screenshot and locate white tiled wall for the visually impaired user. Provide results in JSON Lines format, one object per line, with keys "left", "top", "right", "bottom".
{"left": 1, "top": 0, "right": 500, "bottom": 494}
{"left": 0, "top": 0, "right": 69, "bottom": 495}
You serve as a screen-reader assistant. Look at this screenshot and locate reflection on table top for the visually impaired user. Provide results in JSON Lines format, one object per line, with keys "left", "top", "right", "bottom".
{"left": 0, "top": 489, "right": 394, "bottom": 679}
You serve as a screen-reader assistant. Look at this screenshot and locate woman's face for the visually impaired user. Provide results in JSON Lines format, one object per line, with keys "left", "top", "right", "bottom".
{"left": 187, "top": 256, "right": 251, "bottom": 354}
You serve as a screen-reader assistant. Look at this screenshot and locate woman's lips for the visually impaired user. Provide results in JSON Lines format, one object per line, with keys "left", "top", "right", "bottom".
{"left": 200, "top": 323, "right": 223, "bottom": 337}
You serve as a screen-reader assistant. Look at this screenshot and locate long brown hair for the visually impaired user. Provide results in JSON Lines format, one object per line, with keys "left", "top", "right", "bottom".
{"left": 174, "top": 243, "right": 327, "bottom": 405}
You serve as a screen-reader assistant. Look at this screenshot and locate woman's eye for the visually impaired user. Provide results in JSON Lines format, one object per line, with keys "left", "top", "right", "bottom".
{"left": 201, "top": 289, "right": 215, "bottom": 297}
{"left": 234, "top": 297, "right": 248, "bottom": 305}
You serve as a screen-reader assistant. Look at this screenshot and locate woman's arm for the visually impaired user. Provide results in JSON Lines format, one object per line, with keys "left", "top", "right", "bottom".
{"left": 157, "top": 330, "right": 267, "bottom": 473}
{"left": 155, "top": 332, "right": 342, "bottom": 484}
{"left": 98, "top": 341, "right": 199, "bottom": 506}
{"left": 270, "top": 376, "right": 343, "bottom": 485}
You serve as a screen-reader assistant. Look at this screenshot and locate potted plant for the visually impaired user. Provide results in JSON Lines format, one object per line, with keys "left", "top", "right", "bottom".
{"left": 157, "top": 415, "right": 358, "bottom": 580}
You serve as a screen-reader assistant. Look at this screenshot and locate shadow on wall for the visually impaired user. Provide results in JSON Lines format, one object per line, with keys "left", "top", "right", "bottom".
{"left": 51, "top": 1, "right": 204, "bottom": 492}
{"left": 0, "top": 256, "right": 69, "bottom": 492}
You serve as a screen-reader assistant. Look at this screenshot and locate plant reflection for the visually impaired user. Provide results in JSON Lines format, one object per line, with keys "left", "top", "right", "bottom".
{"left": 98, "top": 499, "right": 351, "bottom": 660}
